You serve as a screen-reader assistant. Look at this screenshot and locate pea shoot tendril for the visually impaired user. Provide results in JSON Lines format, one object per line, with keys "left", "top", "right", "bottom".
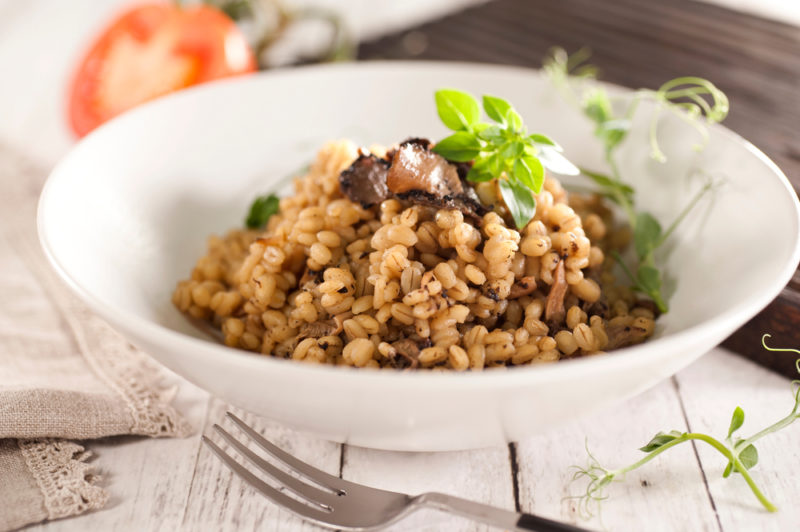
{"left": 568, "top": 334, "right": 800, "bottom": 518}
{"left": 543, "top": 47, "right": 729, "bottom": 313}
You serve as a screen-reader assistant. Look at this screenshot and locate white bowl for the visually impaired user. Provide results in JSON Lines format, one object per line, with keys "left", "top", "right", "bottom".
{"left": 38, "top": 62, "right": 800, "bottom": 451}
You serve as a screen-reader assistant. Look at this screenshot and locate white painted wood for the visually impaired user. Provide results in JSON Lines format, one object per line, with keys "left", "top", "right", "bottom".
{"left": 514, "top": 375, "right": 721, "bottom": 531}
{"left": 178, "top": 398, "right": 342, "bottom": 531}
{"left": 341, "top": 443, "right": 516, "bottom": 531}
{"left": 675, "top": 348, "right": 800, "bottom": 532}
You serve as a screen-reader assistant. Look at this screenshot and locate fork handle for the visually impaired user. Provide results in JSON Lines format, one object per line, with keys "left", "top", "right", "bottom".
{"left": 415, "top": 492, "right": 590, "bottom": 532}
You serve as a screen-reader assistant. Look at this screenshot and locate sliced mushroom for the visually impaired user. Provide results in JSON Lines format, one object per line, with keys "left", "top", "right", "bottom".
{"left": 394, "top": 190, "right": 487, "bottom": 222}
{"left": 387, "top": 140, "right": 463, "bottom": 196}
{"left": 508, "top": 276, "right": 538, "bottom": 299}
{"left": 338, "top": 138, "right": 488, "bottom": 221}
{"left": 545, "top": 259, "right": 567, "bottom": 325}
{"left": 606, "top": 323, "right": 650, "bottom": 349}
{"left": 390, "top": 338, "right": 425, "bottom": 369}
{"left": 339, "top": 153, "right": 390, "bottom": 208}
{"left": 298, "top": 319, "right": 337, "bottom": 340}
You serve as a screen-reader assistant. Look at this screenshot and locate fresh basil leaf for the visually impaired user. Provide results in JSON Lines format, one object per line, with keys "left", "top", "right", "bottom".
{"left": 483, "top": 95, "right": 513, "bottom": 125}
{"left": 518, "top": 154, "right": 544, "bottom": 192}
{"left": 528, "top": 133, "right": 559, "bottom": 149}
{"left": 432, "top": 131, "right": 481, "bottom": 162}
{"left": 435, "top": 89, "right": 480, "bottom": 131}
{"left": 485, "top": 153, "right": 504, "bottom": 177}
{"left": 513, "top": 157, "right": 535, "bottom": 190}
{"left": 468, "top": 154, "right": 502, "bottom": 182}
{"left": 639, "top": 430, "right": 683, "bottom": 452}
{"left": 502, "top": 141, "right": 525, "bottom": 159}
{"left": 466, "top": 165, "right": 495, "bottom": 182}
{"left": 499, "top": 179, "right": 536, "bottom": 229}
{"left": 246, "top": 193, "right": 280, "bottom": 229}
{"left": 478, "top": 125, "right": 505, "bottom": 145}
{"left": 634, "top": 212, "right": 663, "bottom": 260}
{"left": 537, "top": 145, "right": 579, "bottom": 176}
{"left": 728, "top": 407, "right": 745, "bottom": 438}
{"left": 506, "top": 108, "right": 523, "bottom": 132}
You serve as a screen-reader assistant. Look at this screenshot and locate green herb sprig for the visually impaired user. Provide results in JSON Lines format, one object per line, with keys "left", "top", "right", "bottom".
{"left": 432, "top": 89, "right": 578, "bottom": 229}
{"left": 245, "top": 193, "right": 280, "bottom": 229}
{"left": 570, "top": 334, "right": 800, "bottom": 517}
{"left": 544, "top": 48, "right": 729, "bottom": 312}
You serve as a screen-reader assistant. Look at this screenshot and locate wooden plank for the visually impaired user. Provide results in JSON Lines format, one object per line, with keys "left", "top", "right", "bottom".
{"left": 674, "top": 348, "right": 800, "bottom": 531}
{"left": 178, "top": 398, "right": 341, "bottom": 531}
{"left": 341, "top": 444, "right": 516, "bottom": 530}
{"left": 514, "top": 376, "right": 720, "bottom": 531}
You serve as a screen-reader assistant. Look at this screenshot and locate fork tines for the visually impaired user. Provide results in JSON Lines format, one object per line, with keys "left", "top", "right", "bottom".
{"left": 202, "top": 412, "right": 345, "bottom": 521}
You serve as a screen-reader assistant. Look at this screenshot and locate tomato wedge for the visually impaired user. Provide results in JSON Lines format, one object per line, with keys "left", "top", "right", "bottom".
{"left": 67, "top": 3, "right": 257, "bottom": 137}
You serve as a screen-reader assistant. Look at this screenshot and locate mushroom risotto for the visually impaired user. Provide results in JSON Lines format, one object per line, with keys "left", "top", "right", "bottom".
{"left": 173, "top": 138, "right": 657, "bottom": 370}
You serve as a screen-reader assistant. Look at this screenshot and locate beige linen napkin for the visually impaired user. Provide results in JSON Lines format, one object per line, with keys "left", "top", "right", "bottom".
{"left": 0, "top": 144, "right": 189, "bottom": 531}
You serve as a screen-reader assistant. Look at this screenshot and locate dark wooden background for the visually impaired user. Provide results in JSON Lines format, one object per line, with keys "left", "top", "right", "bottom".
{"left": 358, "top": 0, "right": 800, "bottom": 377}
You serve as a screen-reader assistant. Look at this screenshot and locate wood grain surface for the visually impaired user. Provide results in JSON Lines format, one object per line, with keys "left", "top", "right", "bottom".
{"left": 358, "top": 0, "right": 800, "bottom": 376}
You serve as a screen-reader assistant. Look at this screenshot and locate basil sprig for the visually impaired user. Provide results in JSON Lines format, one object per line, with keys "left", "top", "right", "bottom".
{"left": 432, "top": 89, "right": 578, "bottom": 229}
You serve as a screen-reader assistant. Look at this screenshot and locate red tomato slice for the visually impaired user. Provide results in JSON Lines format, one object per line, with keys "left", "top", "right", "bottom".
{"left": 68, "top": 3, "right": 257, "bottom": 137}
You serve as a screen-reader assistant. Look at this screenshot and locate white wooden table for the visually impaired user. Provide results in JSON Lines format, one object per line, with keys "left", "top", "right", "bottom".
{"left": 3, "top": 1, "right": 799, "bottom": 531}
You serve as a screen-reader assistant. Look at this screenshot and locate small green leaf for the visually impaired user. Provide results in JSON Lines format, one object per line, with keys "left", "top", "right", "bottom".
{"left": 483, "top": 95, "right": 513, "bottom": 125}
{"left": 466, "top": 166, "right": 494, "bottom": 182}
{"left": 513, "top": 157, "right": 535, "bottom": 190}
{"left": 245, "top": 193, "right": 280, "bottom": 229}
{"left": 499, "top": 179, "right": 536, "bottom": 229}
{"left": 528, "top": 133, "right": 558, "bottom": 148}
{"left": 633, "top": 212, "right": 663, "bottom": 260}
{"left": 583, "top": 88, "right": 613, "bottom": 126}
{"left": 506, "top": 108, "right": 523, "bottom": 131}
{"left": 636, "top": 264, "right": 662, "bottom": 294}
{"left": 502, "top": 141, "right": 525, "bottom": 159}
{"left": 435, "top": 89, "right": 480, "bottom": 131}
{"left": 513, "top": 154, "right": 544, "bottom": 192}
{"left": 432, "top": 131, "right": 482, "bottom": 162}
{"left": 728, "top": 407, "right": 745, "bottom": 438}
{"left": 471, "top": 123, "right": 490, "bottom": 134}
{"left": 478, "top": 125, "right": 505, "bottom": 144}
{"left": 581, "top": 168, "right": 635, "bottom": 203}
{"left": 485, "top": 153, "right": 504, "bottom": 176}
{"left": 468, "top": 154, "right": 503, "bottom": 182}
{"left": 722, "top": 462, "right": 733, "bottom": 478}
{"left": 739, "top": 444, "right": 759, "bottom": 471}
{"left": 725, "top": 439, "right": 759, "bottom": 476}
{"left": 537, "top": 145, "right": 580, "bottom": 176}
{"left": 639, "top": 430, "right": 684, "bottom": 452}
{"left": 597, "top": 119, "right": 630, "bottom": 152}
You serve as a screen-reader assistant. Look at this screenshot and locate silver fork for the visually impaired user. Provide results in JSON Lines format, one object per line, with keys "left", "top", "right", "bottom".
{"left": 203, "top": 412, "right": 591, "bottom": 532}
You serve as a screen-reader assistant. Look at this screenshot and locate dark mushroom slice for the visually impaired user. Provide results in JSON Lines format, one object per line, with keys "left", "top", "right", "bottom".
{"left": 338, "top": 153, "right": 391, "bottom": 208}
{"left": 394, "top": 190, "right": 487, "bottom": 223}
{"left": 297, "top": 319, "right": 338, "bottom": 340}
{"left": 389, "top": 338, "right": 424, "bottom": 369}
